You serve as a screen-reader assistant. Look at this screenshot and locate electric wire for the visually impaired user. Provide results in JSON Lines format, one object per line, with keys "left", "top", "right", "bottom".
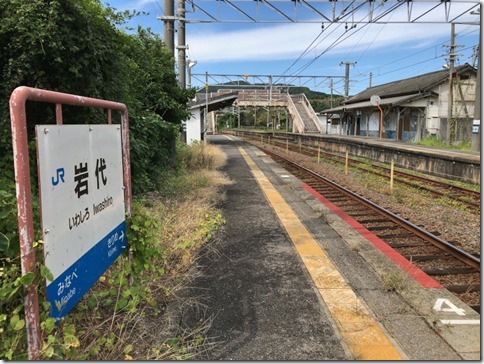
{"left": 275, "top": 20, "right": 347, "bottom": 83}
{"left": 348, "top": 29, "right": 479, "bottom": 88}
{"left": 151, "top": 0, "right": 166, "bottom": 33}
{"left": 340, "top": 0, "right": 400, "bottom": 64}
{"left": 280, "top": 3, "right": 477, "bottom": 95}
{"left": 372, "top": 27, "right": 477, "bottom": 72}
{"left": 278, "top": 29, "right": 325, "bottom": 78}
{"left": 332, "top": 25, "right": 478, "bottom": 92}
{"left": 355, "top": 44, "right": 477, "bottom": 88}
{"left": 276, "top": 0, "right": 377, "bottom": 84}
{"left": 286, "top": 1, "right": 405, "bottom": 84}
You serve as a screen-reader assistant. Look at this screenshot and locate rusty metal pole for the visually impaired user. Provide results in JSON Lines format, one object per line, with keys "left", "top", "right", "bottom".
{"left": 378, "top": 104, "right": 383, "bottom": 139}
{"left": 390, "top": 160, "right": 395, "bottom": 191}
{"left": 9, "top": 89, "right": 41, "bottom": 360}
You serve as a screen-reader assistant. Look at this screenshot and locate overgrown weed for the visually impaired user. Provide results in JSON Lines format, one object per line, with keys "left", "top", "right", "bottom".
{"left": 1, "top": 141, "right": 229, "bottom": 360}
{"left": 381, "top": 272, "right": 408, "bottom": 292}
{"left": 410, "top": 136, "right": 472, "bottom": 151}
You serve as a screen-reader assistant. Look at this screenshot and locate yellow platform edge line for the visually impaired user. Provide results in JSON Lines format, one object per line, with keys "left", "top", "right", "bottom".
{"left": 236, "top": 144, "right": 404, "bottom": 361}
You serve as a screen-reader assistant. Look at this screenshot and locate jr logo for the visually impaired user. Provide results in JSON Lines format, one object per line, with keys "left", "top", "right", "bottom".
{"left": 52, "top": 168, "right": 65, "bottom": 186}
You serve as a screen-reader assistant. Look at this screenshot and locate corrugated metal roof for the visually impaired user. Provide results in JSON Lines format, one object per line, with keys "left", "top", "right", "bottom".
{"left": 189, "top": 91, "right": 239, "bottom": 110}
{"left": 322, "top": 93, "right": 425, "bottom": 114}
{"left": 343, "top": 63, "right": 475, "bottom": 105}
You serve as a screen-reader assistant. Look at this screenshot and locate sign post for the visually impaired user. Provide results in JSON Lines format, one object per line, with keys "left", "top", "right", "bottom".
{"left": 371, "top": 95, "right": 383, "bottom": 139}
{"left": 9, "top": 87, "right": 131, "bottom": 359}
{"left": 36, "top": 125, "right": 127, "bottom": 320}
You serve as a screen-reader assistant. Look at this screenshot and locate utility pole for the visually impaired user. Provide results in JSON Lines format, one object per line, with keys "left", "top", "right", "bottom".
{"left": 471, "top": 45, "right": 479, "bottom": 68}
{"left": 162, "top": 0, "right": 175, "bottom": 55}
{"left": 238, "top": 106, "right": 241, "bottom": 128}
{"left": 471, "top": 45, "right": 480, "bottom": 152}
{"left": 446, "top": 23, "right": 455, "bottom": 145}
{"left": 204, "top": 71, "right": 208, "bottom": 145}
{"left": 268, "top": 75, "right": 273, "bottom": 132}
{"left": 369, "top": 72, "right": 373, "bottom": 88}
{"left": 340, "top": 61, "right": 356, "bottom": 99}
{"left": 254, "top": 106, "right": 257, "bottom": 128}
{"left": 329, "top": 79, "right": 333, "bottom": 108}
{"left": 177, "top": 0, "right": 186, "bottom": 88}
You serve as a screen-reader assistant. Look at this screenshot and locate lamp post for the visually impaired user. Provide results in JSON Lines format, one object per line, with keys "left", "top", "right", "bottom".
{"left": 187, "top": 60, "right": 197, "bottom": 89}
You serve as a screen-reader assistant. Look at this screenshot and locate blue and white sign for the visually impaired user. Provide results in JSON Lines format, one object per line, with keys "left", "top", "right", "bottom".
{"left": 36, "top": 125, "right": 126, "bottom": 320}
{"left": 472, "top": 119, "right": 480, "bottom": 134}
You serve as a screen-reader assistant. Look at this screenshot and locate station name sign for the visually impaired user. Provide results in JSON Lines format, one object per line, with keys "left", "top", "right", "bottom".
{"left": 36, "top": 125, "right": 126, "bottom": 320}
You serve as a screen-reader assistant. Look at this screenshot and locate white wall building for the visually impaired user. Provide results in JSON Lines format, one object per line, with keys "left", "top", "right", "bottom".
{"left": 321, "top": 64, "right": 477, "bottom": 142}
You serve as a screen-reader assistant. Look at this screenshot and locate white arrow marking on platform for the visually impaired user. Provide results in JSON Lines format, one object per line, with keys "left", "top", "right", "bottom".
{"left": 440, "top": 320, "right": 480, "bottom": 325}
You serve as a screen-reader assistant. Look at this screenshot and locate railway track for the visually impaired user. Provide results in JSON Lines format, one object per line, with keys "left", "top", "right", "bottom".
{"left": 239, "top": 132, "right": 480, "bottom": 214}
{"left": 256, "top": 145, "right": 481, "bottom": 313}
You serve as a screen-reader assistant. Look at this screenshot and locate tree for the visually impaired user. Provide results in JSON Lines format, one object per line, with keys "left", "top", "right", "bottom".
{"left": 0, "top": 0, "right": 194, "bottom": 194}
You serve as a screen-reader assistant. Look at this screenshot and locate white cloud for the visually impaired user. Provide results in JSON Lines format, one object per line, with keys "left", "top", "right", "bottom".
{"left": 186, "top": 2, "right": 475, "bottom": 64}
{"left": 187, "top": 21, "right": 449, "bottom": 63}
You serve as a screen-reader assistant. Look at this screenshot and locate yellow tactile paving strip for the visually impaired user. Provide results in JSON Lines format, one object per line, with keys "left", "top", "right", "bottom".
{"left": 237, "top": 145, "right": 404, "bottom": 360}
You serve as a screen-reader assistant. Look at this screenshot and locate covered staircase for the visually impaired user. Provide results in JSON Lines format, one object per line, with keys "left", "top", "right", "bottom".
{"left": 287, "top": 94, "right": 322, "bottom": 133}
{"left": 204, "top": 89, "right": 323, "bottom": 134}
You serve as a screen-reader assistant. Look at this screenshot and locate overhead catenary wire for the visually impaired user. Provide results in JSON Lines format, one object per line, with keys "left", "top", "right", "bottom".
{"left": 340, "top": 0, "right": 401, "bottom": 64}
{"left": 276, "top": 0, "right": 382, "bottom": 84}
{"left": 347, "top": 28, "right": 479, "bottom": 89}
{"left": 277, "top": 2, "right": 477, "bottom": 96}
{"left": 277, "top": 28, "right": 325, "bottom": 79}
{"left": 184, "top": 1, "right": 478, "bottom": 95}
{"left": 285, "top": 1, "right": 405, "bottom": 85}
{"left": 330, "top": 24, "right": 478, "bottom": 93}
{"left": 275, "top": 20, "right": 348, "bottom": 84}
{"left": 367, "top": 26, "right": 477, "bottom": 73}
{"left": 348, "top": 44, "right": 478, "bottom": 90}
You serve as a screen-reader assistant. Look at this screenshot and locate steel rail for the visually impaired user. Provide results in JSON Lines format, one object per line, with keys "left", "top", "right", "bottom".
{"left": 260, "top": 135, "right": 480, "bottom": 211}
{"left": 261, "top": 147, "right": 481, "bottom": 271}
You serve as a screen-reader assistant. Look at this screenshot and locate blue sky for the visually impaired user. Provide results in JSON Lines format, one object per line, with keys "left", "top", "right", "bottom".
{"left": 103, "top": 0, "right": 480, "bottom": 96}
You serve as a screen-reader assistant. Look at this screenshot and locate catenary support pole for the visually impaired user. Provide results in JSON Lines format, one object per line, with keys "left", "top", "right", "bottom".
{"left": 340, "top": 61, "right": 356, "bottom": 99}
{"left": 204, "top": 71, "right": 208, "bottom": 145}
{"left": 177, "top": 0, "right": 186, "bottom": 88}
{"left": 471, "top": 47, "right": 480, "bottom": 152}
{"left": 163, "top": 0, "right": 175, "bottom": 55}
{"left": 446, "top": 23, "right": 455, "bottom": 145}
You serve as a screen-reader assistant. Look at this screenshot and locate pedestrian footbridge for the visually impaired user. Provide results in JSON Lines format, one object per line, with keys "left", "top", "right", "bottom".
{"left": 186, "top": 89, "right": 322, "bottom": 143}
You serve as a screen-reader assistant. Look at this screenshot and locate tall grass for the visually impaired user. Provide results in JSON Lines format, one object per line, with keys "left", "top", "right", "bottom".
{"left": 1, "top": 141, "right": 230, "bottom": 360}
{"left": 410, "top": 136, "right": 472, "bottom": 151}
{"left": 74, "top": 141, "right": 231, "bottom": 360}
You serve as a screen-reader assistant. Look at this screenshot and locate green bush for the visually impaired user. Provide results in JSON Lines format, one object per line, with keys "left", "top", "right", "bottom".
{"left": 0, "top": 141, "right": 227, "bottom": 360}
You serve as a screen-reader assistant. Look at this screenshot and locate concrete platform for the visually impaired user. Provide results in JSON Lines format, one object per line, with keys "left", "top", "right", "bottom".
{"left": 229, "top": 131, "right": 481, "bottom": 184}
{"left": 186, "top": 134, "right": 480, "bottom": 360}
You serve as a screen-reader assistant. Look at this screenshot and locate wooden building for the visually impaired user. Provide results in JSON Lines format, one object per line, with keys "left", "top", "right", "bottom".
{"left": 321, "top": 64, "right": 477, "bottom": 142}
